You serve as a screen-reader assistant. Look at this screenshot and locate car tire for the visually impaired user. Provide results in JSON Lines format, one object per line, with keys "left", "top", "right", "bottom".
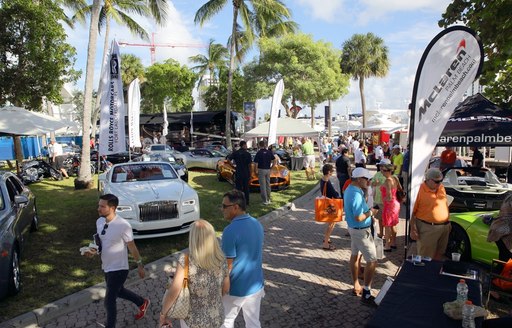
{"left": 446, "top": 223, "right": 471, "bottom": 261}
{"left": 8, "top": 247, "right": 21, "bottom": 296}
{"left": 49, "top": 167, "right": 63, "bottom": 181}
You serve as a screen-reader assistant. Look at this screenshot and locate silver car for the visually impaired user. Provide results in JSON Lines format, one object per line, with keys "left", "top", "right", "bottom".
{"left": 182, "top": 148, "right": 226, "bottom": 170}
{"left": 98, "top": 162, "right": 200, "bottom": 239}
{"left": 145, "top": 144, "right": 187, "bottom": 166}
{"left": 0, "top": 171, "right": 38, "bottom": 299}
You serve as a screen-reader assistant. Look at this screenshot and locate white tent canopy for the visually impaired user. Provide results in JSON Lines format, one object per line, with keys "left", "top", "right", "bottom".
{"left": 0, "top": 106, "right": 70, "bottom": 135}
{"left": 244, "top": 117, "right": 319, "bottom": 138}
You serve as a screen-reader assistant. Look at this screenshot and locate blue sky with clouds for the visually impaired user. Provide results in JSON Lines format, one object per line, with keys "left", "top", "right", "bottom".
{"left": 65, "top": 0, "right": 454, "bottom": 117}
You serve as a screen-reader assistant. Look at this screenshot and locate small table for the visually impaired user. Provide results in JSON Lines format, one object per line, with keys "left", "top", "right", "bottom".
{"left": 366, "top": 260, "right": 483, "bottom": 328}
{"left": 290, "top": 156, "right": 305, "bottom": 170}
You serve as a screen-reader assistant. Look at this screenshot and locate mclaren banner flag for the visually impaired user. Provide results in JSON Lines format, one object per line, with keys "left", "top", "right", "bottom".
{"left": 99, "top": 40, "right": 126, "bottom": 155}
{"left": 407, "top": 26, "right": 483, "bottom": 222}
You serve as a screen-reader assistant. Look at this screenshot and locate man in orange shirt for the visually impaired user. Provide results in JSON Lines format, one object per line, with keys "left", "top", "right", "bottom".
{"left": 439, "top": 147, "right": 456, "bottom": 170}
{"left": 410, "top": 168, "right": 451, "bottom": 260}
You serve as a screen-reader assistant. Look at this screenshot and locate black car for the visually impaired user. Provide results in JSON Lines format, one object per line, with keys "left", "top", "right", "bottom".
{"left": 0, "top": 171, "right": 38, "bottom": 299}
{"left": 442, "top": 167, "right": 512, "bottom": 212}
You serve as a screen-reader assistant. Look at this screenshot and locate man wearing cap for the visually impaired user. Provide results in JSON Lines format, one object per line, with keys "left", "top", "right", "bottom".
{"left": 410, "top": 168, "right": 451, "bottom": 260}
{"left": 391, "top": 145, "right": 403, "bottom": 176}
{"left": 344, "top": 167, "right": 379, "bottom": 305}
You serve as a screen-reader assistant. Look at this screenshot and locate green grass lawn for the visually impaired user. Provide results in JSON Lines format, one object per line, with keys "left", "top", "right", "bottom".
{"left": 0, "top": 168, "right": 317, "bottom": 320}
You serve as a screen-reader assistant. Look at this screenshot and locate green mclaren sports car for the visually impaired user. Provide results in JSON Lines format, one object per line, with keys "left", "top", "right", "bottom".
{"left": 447, "top": 211, "right": 499, "bottom": 266}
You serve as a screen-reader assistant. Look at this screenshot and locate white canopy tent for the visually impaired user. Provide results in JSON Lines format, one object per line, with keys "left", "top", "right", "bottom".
{"left": 244, "top": 117, "right": 319, "bottom": 138}
{"left": 0, "top": 106, "right": 70, "bottom": 135}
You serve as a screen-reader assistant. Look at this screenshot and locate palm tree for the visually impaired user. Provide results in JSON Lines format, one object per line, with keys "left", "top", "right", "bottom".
{"left": 72, "top": 0, "right": 168, "bottom": 141}
{"left": 194, "top": 0, "right": 295, "bottom": 149}
{"left": 189, "top": 39, "right": 228, "bottom": 88}
{"left": 340, "top": 33, "right": 390, "bottom": 128}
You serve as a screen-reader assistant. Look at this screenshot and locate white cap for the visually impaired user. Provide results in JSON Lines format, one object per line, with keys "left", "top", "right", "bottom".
{"left": 377, "top": 158, "right": 392, "bottom": 165}
{"left": 393, "top": 145, "right": 401, "bottom": 149}
{"left": 351, "top": 167, "right": 374, "bottom": 179}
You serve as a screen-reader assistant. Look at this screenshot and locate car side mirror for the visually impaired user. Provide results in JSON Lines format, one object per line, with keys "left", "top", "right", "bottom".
{"left": 14, "top": 194, "right": 29, "bottom": 207}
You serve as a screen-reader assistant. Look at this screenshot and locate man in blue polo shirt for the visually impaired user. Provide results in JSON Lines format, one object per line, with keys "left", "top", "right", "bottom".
{"left": 221, "top": 189, "right": 265, "bottom": 328}
{"left": 344, "top": 167, "right": 379, "bottom": 306}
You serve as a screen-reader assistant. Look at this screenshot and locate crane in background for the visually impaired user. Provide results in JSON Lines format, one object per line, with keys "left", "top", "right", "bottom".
{"left": 119, "top": 33, "right": 206, "bottom": 64}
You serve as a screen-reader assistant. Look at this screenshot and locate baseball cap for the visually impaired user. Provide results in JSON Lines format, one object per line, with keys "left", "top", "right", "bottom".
{"left": 351, "top": 167, "right": 374, "bottom": 179}
{"left": 393, "top": 145, "right": 401, "bottom": 149}
{"left": 377, "top": 158, "right": 392, "bottom": 165}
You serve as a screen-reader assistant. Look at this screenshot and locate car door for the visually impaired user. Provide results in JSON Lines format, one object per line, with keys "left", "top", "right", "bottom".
{"left": 5, "top": 176, "right": 31, "bottom": 237}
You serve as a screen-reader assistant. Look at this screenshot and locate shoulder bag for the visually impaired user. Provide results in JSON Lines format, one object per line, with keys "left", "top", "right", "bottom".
{"left": 394, "top": 176, "right": 406, "bottom": 203}
{"left": 315, "top": 180, "right": 343, "bottom": 222}
{"left": 166, "top": 254, "right": 190, "bottom": 320}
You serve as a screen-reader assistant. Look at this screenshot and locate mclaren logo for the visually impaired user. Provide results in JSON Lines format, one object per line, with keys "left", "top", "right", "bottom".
{"left": 418, "top": 39, "right": 469, "bottom": 122}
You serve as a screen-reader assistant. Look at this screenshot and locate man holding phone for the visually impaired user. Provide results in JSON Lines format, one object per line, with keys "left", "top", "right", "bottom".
{"left": 344, "top": 168, "right": 379, "bottom": 305}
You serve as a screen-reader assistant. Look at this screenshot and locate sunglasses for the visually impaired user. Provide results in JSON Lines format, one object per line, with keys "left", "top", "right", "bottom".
{"left": 431, "top": 179, "right": 443, "bottom": 184}
{"left": 101, "top": 223, "right": 109, "bottom": 235}
{"left": 221, "top": 203, "right": 236, "bottom": 209}
{"left": 381, "top": 169, "right": 392, "bottom": 172}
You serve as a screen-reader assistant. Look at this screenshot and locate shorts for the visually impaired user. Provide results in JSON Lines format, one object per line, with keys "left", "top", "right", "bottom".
{"left": 303, "top": 155, "right": 315, "bottom": 168}
{"left": 415, "top": 220, "right": 451, "bottom": 258}
{"left": 54, "top": 155, "right": 67, "bottom": 170}
{"left": 348, "top": 227, "right": 377, "bottom": 262}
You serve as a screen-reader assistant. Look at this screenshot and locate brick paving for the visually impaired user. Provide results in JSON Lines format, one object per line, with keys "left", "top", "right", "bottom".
{"left": 1, "top": 178, "right": 416, "bottom": 328}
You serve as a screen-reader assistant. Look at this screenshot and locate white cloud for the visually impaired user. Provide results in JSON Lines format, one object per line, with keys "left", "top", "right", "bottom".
{"left": 296, "top": 0, "right": 346, "bottom": 22}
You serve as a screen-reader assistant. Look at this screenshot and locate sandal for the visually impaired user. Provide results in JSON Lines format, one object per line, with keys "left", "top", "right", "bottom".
{"left": 322, "top": 244, "right": 336, "bottom": 251}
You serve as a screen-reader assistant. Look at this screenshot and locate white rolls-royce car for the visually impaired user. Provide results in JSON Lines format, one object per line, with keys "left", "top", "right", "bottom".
{"left": 98, "top": 162, "right": 199, "bottom": 239}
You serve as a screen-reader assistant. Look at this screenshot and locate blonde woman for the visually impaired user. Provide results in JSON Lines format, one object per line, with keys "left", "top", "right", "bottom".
{"left": 159, "top": 220, "right": 229, "bottom": 328}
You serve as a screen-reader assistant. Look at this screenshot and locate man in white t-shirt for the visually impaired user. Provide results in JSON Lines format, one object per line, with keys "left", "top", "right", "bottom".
{"left": 48, "top": 139, "right": 69, "bottom": 178}
{"left": 84, "top": 194, "right": 150, "bottom": 328}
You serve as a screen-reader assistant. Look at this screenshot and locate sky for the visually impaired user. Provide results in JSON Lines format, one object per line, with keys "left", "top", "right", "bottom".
{"left": 64, "top": 0, "right": 455, "bottom": 118}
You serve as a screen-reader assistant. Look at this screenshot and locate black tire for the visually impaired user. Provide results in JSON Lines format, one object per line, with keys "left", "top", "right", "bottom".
{"left": 446, "top": 224, "right": 471, "bottom": 261}
{"left": 30, "top": 202, "right": 39, "bottom": 232}
{"left": 49, "top": 167, "right": 63, "bottom": 181}
{"left": 8, "top": 247, "right": 21, "bottom": 296}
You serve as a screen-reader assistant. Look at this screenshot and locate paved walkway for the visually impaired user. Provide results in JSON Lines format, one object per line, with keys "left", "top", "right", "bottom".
{"left": 3, "top": 178, "right": 409, "bottom": 328}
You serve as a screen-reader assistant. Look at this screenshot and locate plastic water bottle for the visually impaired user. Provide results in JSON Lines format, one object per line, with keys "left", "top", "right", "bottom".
{"left": 462, "top": 300, "right": 475, "bottom": 328}
{"left": 456, "top": 279, "right": 468, "bottom": 304}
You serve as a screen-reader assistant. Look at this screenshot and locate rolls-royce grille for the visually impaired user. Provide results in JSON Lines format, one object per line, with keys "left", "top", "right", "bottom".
{"left": 139, "top": 201, "right": 178, "bottom": 221}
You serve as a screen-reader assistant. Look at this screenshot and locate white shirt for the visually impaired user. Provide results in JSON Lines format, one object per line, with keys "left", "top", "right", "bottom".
{"left": 354, "top": 148, "right": 365, "bottom": 164}
{"left": 374, "top": 146, "right": 384, "bottom": 160}
{"left": 49, "top": 143, "right": 63, "bottom": 157}
{"left": 96, "top": 215, "right": 133, "bottom": 272}
{"left": 352, "top": 140, "right": 360, "bottom": 153}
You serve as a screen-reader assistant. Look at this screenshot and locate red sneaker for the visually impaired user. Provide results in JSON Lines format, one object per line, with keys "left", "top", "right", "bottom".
{"left": 135, "top": 298, "right": 150, "bottom": 320}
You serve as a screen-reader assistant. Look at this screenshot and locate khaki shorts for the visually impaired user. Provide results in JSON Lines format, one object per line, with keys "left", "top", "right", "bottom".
{"left": 349, "top": 227, "right": 377, "bottom": 262}
{"left": 415, "top": 220, "right": 451, "bottom": 258}
{"left": 303, "top": 154, "right": 316, "bottom": 168}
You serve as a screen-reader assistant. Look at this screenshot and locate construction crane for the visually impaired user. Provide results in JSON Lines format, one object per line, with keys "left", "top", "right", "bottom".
{"left": 119, "top": 33, "right": 206, "bottom": 64}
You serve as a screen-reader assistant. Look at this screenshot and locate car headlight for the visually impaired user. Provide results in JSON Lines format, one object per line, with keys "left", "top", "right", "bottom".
{"left": 116, "top": 205, "right": 133, "bottom": 212}
{"left": 281, "top": 169, "right": 289, "bottom": 176}
{"left": 182, "top": 199, "right": 196, "bottom": 206}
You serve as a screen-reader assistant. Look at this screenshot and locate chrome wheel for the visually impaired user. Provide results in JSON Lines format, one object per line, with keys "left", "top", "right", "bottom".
{"left": 8, "top": 249, "right": 21, "bottom": 295}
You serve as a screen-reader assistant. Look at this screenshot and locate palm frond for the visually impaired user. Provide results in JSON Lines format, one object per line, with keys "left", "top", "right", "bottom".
{"left": 194, "top": 0, "right": 227, "bottom": 26}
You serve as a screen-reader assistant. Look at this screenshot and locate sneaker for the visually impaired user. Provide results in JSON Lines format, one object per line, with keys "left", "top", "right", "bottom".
{"left": 361, "top": 289, "right": 377, "bottom": 307}
{"left": 134, "top": 298, "right": 150, "bottom": 320}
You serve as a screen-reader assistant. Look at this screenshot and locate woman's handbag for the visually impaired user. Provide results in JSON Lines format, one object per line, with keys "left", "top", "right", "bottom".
{"left": 394, "top": 176, "right": 406, "bottom": 203}
{"left": 315, "top": 181, "right": 343, "bottom": 222}
{"left": 166, "top": 254, "right": 190, "bottom": 320}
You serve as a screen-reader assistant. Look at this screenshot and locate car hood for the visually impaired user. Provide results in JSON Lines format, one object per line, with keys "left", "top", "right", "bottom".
{"left": 106, "top": 180, "right": 186, "bottom": 203}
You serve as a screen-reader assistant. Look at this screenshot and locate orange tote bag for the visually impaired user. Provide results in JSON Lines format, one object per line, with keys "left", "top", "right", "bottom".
{"left": 315, "top": 181, "right": 343, "bottom": 222}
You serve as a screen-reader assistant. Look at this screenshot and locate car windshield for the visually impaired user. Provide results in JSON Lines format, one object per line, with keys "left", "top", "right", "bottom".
{"left": 444, "top": 168, "right": 502, "bottom": 186}
{"left": 111, "top": 163, "right": 178, "bottom": 182}
{"left": 150, "top": 145, "right": 166, "bottom": 151}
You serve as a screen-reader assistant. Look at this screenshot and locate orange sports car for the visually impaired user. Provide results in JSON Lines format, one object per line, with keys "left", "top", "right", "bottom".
{"left": 216, "top": 160, "right": 290, "bottom": 191}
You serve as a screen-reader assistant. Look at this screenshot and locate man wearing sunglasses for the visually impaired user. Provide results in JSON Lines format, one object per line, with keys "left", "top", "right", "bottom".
{"left": 410, "top": 168, "right": 451, "bottom": 260}
{"left": 220, "top": 190, "right": 264, "bottom": 328}
{"left": 84, "top": 194, "right": 149, "bottom": 327}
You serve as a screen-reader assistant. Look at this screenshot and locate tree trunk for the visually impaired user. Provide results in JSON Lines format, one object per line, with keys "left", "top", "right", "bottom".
{"left": 225, "top": 3, "right": 239, "bottom": 150}
{"left": 327, "top": 99, "right": 332, "bottom": 138}
{"left": 13, "top": 136, "right": 23, "bottom": 174}
{"left": 76, "top": 0, "right": 101, "bottom": 190}
{"left": 310, "top": 106, "right": 315, "bottom": 130}
{"left": 359, "top": 77, "right": 366, "bottom": 128}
